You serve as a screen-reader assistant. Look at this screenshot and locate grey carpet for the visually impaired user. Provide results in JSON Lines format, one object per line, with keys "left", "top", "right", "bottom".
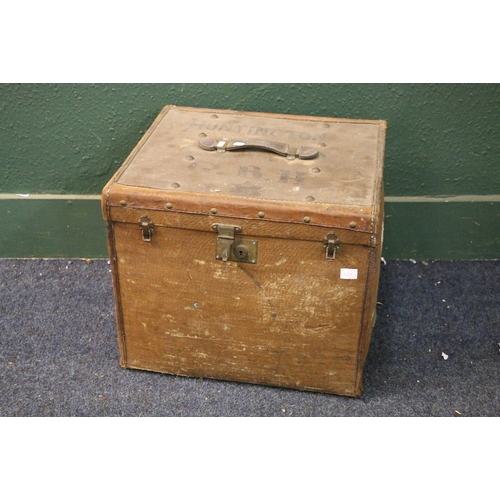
{"left": 1, "top": 259, "right": 499, "bottom": 417}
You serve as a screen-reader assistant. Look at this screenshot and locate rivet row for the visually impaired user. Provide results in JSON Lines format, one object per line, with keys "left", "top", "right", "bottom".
{"left": 157, "top": 204, "right": 320, "bottom": 224}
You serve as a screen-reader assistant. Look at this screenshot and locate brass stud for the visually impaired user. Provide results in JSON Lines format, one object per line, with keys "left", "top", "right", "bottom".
{"left": 311, "top": 167, "right": 321, "bottom": 174}
{"left": 211, "top": 208, "right": 218, "bottom": 214}
{"left": 350, "top": 221, "right": 357, "bottom": 228}
{"left": 166, "top": 202, "right": 173, "bottom": 209}
{"left": 171, "top": 182, "right": 180, "bottom": 189}
{"left": 306, "top": 196, "right": 315, "bottom": 202}
{"left": 185, "top": 155, "right": 194, "bottom": 161}
{"left": 120, "top": 200, "right": 127, "bottom": 206}
{"left": 258, "top": 211, "right": 265, "bottom": 218}
{"left": 303, "top": 216, "right": 311, "bottom": 223}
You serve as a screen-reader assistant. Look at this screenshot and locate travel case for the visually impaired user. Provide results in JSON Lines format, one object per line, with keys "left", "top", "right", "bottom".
{"left": 102, "top": 105, "right": 386, "bottom": 396}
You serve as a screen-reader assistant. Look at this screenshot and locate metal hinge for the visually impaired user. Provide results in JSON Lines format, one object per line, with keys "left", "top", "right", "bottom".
{"left": 324, "top": 232, "right": 340, "bottom": 260}
{"left": 212, "top": 224, "right": 258, "bottom": 264}
{"left": 139, "top": 215, "right": 154, "bottom": 242}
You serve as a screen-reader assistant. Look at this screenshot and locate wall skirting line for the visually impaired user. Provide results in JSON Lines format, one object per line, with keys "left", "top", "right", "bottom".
{"left": 385, "top": 195, "right": 500, "bottom": 203}
{"left": 0, "top": 194, "right": 102, "bottom": 200}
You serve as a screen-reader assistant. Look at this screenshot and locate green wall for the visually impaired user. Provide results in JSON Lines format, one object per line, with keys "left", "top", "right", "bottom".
{"left": 1, "top": 83, "right": 499, "bottom": 259}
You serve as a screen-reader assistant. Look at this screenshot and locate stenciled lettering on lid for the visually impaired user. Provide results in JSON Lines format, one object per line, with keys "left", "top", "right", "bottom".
{"left": 280, "top": 170, "right": 306, "bottom": 185}
{"left": 188, "top": 161, "right": 308, "bottom": 187}
{"left": 238, "top": 165, "right": 263, "bottom": 179}
{"left": 186, "top": 121, "right": 327, "bottom": 142}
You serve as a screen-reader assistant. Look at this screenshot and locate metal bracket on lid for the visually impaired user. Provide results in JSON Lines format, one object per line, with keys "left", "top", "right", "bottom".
{"left": 212, "top": 224, "right": 240, "bottom": 262}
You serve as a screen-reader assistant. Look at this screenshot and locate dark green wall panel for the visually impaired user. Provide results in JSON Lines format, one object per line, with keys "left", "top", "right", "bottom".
{"left": 0, "top": 198, "right": 105, "bottom": 258}
{"left": 1, "top": 84, "right": 499, "bottom": 196}
{"left": 383, "top": 200, "right": 500, "bottom": 260}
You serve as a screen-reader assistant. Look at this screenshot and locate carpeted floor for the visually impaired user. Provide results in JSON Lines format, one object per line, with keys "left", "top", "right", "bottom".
{"left": 1, "top": 258, "right": 499, "bottom": 417}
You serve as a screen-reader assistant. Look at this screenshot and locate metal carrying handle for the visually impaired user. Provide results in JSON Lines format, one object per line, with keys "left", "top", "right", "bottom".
{"left": 199, "top": 138, "right": 318, "bottom": 160}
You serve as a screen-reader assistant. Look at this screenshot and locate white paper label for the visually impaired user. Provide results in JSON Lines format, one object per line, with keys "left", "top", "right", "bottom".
{"left": 340, "top": 268, "right": 358, "bottom": 280}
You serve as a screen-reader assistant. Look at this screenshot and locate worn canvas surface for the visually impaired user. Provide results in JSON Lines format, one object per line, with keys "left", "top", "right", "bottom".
{"left": 116, "top": 106, "right": 384, "bottom": 208}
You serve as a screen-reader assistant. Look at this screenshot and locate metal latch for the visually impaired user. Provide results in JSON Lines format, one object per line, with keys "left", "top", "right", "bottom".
{"left": 324, "top": 232, "right": 340, "bottom": 260}
{"left": 139, "top": 215, "right": 154, "bottom": 242}
{"left": 212, "top": 224, "right": 258, "bottom": 264}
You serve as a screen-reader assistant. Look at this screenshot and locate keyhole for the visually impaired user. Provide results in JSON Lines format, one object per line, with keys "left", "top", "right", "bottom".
{"left": 234, "top": 244, "right": 249, "bottom": 260}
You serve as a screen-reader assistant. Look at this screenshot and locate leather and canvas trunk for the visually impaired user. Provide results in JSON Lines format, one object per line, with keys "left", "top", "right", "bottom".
{"left": 102, "top": 105, "right": 386, "bottom": 397}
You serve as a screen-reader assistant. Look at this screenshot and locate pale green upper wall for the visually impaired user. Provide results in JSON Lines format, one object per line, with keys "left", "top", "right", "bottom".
{"left": 1, "top": 83, "right": 499, "bottom": 196}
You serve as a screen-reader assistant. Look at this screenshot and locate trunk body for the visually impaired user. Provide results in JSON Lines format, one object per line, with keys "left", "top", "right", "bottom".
{"left": 102, "top": 106, "right": 386, "bottom": 396}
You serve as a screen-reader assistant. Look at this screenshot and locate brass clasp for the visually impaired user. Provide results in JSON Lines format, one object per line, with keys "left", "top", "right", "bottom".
{"left": 324, "top": 232, "right": 340, "bottom": 260}
{"left": 139, "top": 215, "right": 154, "bottom": 242}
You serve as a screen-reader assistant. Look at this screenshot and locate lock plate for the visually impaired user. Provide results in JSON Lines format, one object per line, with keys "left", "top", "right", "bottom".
{"left": 212, "top": 224, "right": 258, "bottom": 264}
{"left": 216, "top": 237, "right": 258, "bottom": 264}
